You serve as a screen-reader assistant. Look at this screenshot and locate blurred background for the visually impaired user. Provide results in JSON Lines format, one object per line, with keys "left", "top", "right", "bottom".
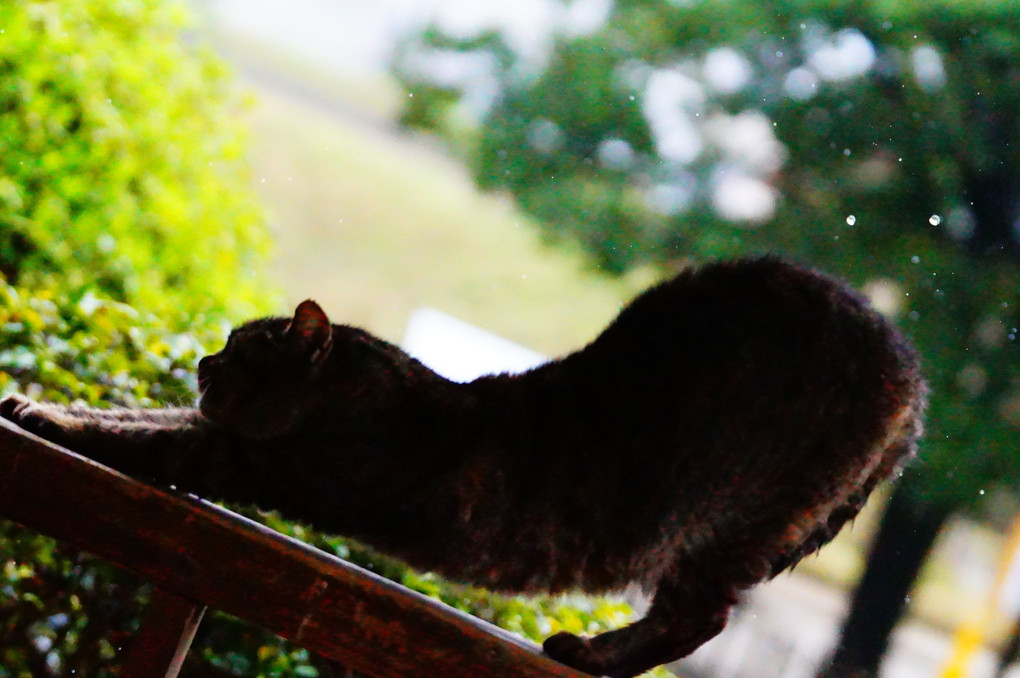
{"left": 1, "top": 1, "right": 1019, "bottom": 676}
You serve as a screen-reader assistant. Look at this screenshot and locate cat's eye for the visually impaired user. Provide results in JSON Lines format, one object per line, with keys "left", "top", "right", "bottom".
{"left": 261, "top": 329, "right": 288, "bottom": 352}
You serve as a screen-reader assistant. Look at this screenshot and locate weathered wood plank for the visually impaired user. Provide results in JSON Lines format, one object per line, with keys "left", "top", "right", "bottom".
{"left": 121, "top": 587, "right": 206, "bottom": 678}
{"left": 0, "top": 418, "right": 592, "bottom": 678}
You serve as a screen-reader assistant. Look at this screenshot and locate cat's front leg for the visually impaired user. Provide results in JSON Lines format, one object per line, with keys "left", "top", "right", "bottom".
{"left": 0, "top": 393, "right": 228, "bottom": 494}
{"left": 1, "top": 394, "right": 200, "bottom": 438}
{"left": 543, "top": 574, "right": 735, "bottom": 678}
{"left": 66, "top": 405, "right": 200, "bottom": 427}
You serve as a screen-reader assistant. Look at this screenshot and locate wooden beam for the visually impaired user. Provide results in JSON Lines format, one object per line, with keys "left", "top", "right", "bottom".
{"left": 0, "top": 419, "right": 592, "bottom": 678}
{"left": 121, "top": 587, "right": 206, "bottom": 678}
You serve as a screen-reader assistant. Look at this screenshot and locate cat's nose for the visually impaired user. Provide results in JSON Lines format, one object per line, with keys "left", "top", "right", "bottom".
{"left": 198, "top": 355, "right": 219, "bottom": 375}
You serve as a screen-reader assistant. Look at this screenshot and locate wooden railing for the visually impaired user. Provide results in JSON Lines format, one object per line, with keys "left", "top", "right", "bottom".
{"left": 0, "top": 418, "right": 592, "bottom": 678}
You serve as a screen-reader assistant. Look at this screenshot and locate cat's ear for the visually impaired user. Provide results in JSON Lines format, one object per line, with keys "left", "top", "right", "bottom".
{"left": 287, "top": 300, "right": 333, "bottom": 365}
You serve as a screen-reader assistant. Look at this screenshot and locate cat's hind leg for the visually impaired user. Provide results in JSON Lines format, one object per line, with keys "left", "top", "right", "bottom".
{"left": 543, "top": 571, "right": 737, "bottom": 677}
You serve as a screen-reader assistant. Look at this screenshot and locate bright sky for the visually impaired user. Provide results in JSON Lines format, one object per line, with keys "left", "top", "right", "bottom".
{"left": 205, "top": 0, "right": 581, "bottom": 74}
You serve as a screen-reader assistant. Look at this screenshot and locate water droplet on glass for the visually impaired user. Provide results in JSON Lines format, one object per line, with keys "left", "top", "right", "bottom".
{"left": 929, "top": 214, "right": 942, "bottom": 226}
{"left": 846, "top": 215, "right": 856, "bottom": 225}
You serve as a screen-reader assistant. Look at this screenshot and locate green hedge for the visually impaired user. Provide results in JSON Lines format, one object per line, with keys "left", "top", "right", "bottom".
{"left": 0, "top": 1, "right": 280, "bottom": 674}
{"left": 0, "top": 278, "right": 211, "bottom": 676}
{"left": 0, "top": 0, "right": 271, "bottom": 327}
{"left": 0, "top": 283, "right": 636, "bottom": 678}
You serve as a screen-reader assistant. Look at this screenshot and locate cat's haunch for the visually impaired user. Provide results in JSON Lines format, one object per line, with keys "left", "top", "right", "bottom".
{"left": 0, "top": 257, "right": 925, "bottom": 678}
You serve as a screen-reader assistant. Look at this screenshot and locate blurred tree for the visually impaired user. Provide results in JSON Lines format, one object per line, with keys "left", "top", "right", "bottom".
{"left": 394, "top": 0, "right": 1020, "bottom": 674}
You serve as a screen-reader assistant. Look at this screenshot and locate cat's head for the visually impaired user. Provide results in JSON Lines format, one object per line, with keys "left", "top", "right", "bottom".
{"left": 198, "top": 300, "right": 333, "bottom": 438}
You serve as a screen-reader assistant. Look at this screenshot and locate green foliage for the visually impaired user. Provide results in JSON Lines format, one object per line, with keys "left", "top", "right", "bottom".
{"left": 0, "top": 291, "right": 643, "bottom": 669}
{"left": 0, "top": 1, "right": 277, "bottom": 674}
{"left": 0, "top": 287, "right": 644, "bottom": 675}
{"left": 394, "top": 0, "right": 1020, "bottom": 509}
{"left": 0, "top": 0, "right": 271, "bottom": 327}
{"left": 0, "top": 276, "right": 215, "bottom": 677}
{"left": 0, "top": 305, "right": 644, "bottom": 672}
{"left": 0, "top": 283, "right": 210, "bottom": 408}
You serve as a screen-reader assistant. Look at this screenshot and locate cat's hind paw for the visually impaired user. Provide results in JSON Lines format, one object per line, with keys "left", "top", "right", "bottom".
{"left": 544, "top": 632, "right": 614, "bottom": 677}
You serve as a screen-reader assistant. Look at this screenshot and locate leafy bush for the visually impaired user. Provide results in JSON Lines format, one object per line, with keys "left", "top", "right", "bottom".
{"left": 0, "top": 0, "right": 271, "bottom": 327}
{"left": 0, "top": 0, "right": 278, "bottom": 674}
{"left": 0, "top": 278, "right": 213, "bottom": 677}
{"left": 0, "top": 275, "right": 641, "bottom": 677}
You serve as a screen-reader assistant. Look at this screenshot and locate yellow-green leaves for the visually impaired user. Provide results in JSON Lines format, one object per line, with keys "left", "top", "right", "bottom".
{"left": 0, "top": 0, "right": 273, "bottom": 328}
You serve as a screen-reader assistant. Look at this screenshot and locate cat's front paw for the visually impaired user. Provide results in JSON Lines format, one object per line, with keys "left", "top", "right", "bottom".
{"left": 0, "top": 394, "right": 64, "bottom": 440}
{"left": 544, "top": 632, "right": 613, "bottom": 677}
{"left": 1, "top": 393, "right": 35, "bottom": 422}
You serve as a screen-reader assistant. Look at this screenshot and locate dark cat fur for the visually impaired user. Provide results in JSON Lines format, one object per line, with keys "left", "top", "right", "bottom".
{"left": 0, "top": 257, "right": 925, "bottom": 678}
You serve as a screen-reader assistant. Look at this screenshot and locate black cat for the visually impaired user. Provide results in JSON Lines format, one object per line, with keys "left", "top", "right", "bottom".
{"left": 0, "top": 257, "right": 925, "bottom": 677}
